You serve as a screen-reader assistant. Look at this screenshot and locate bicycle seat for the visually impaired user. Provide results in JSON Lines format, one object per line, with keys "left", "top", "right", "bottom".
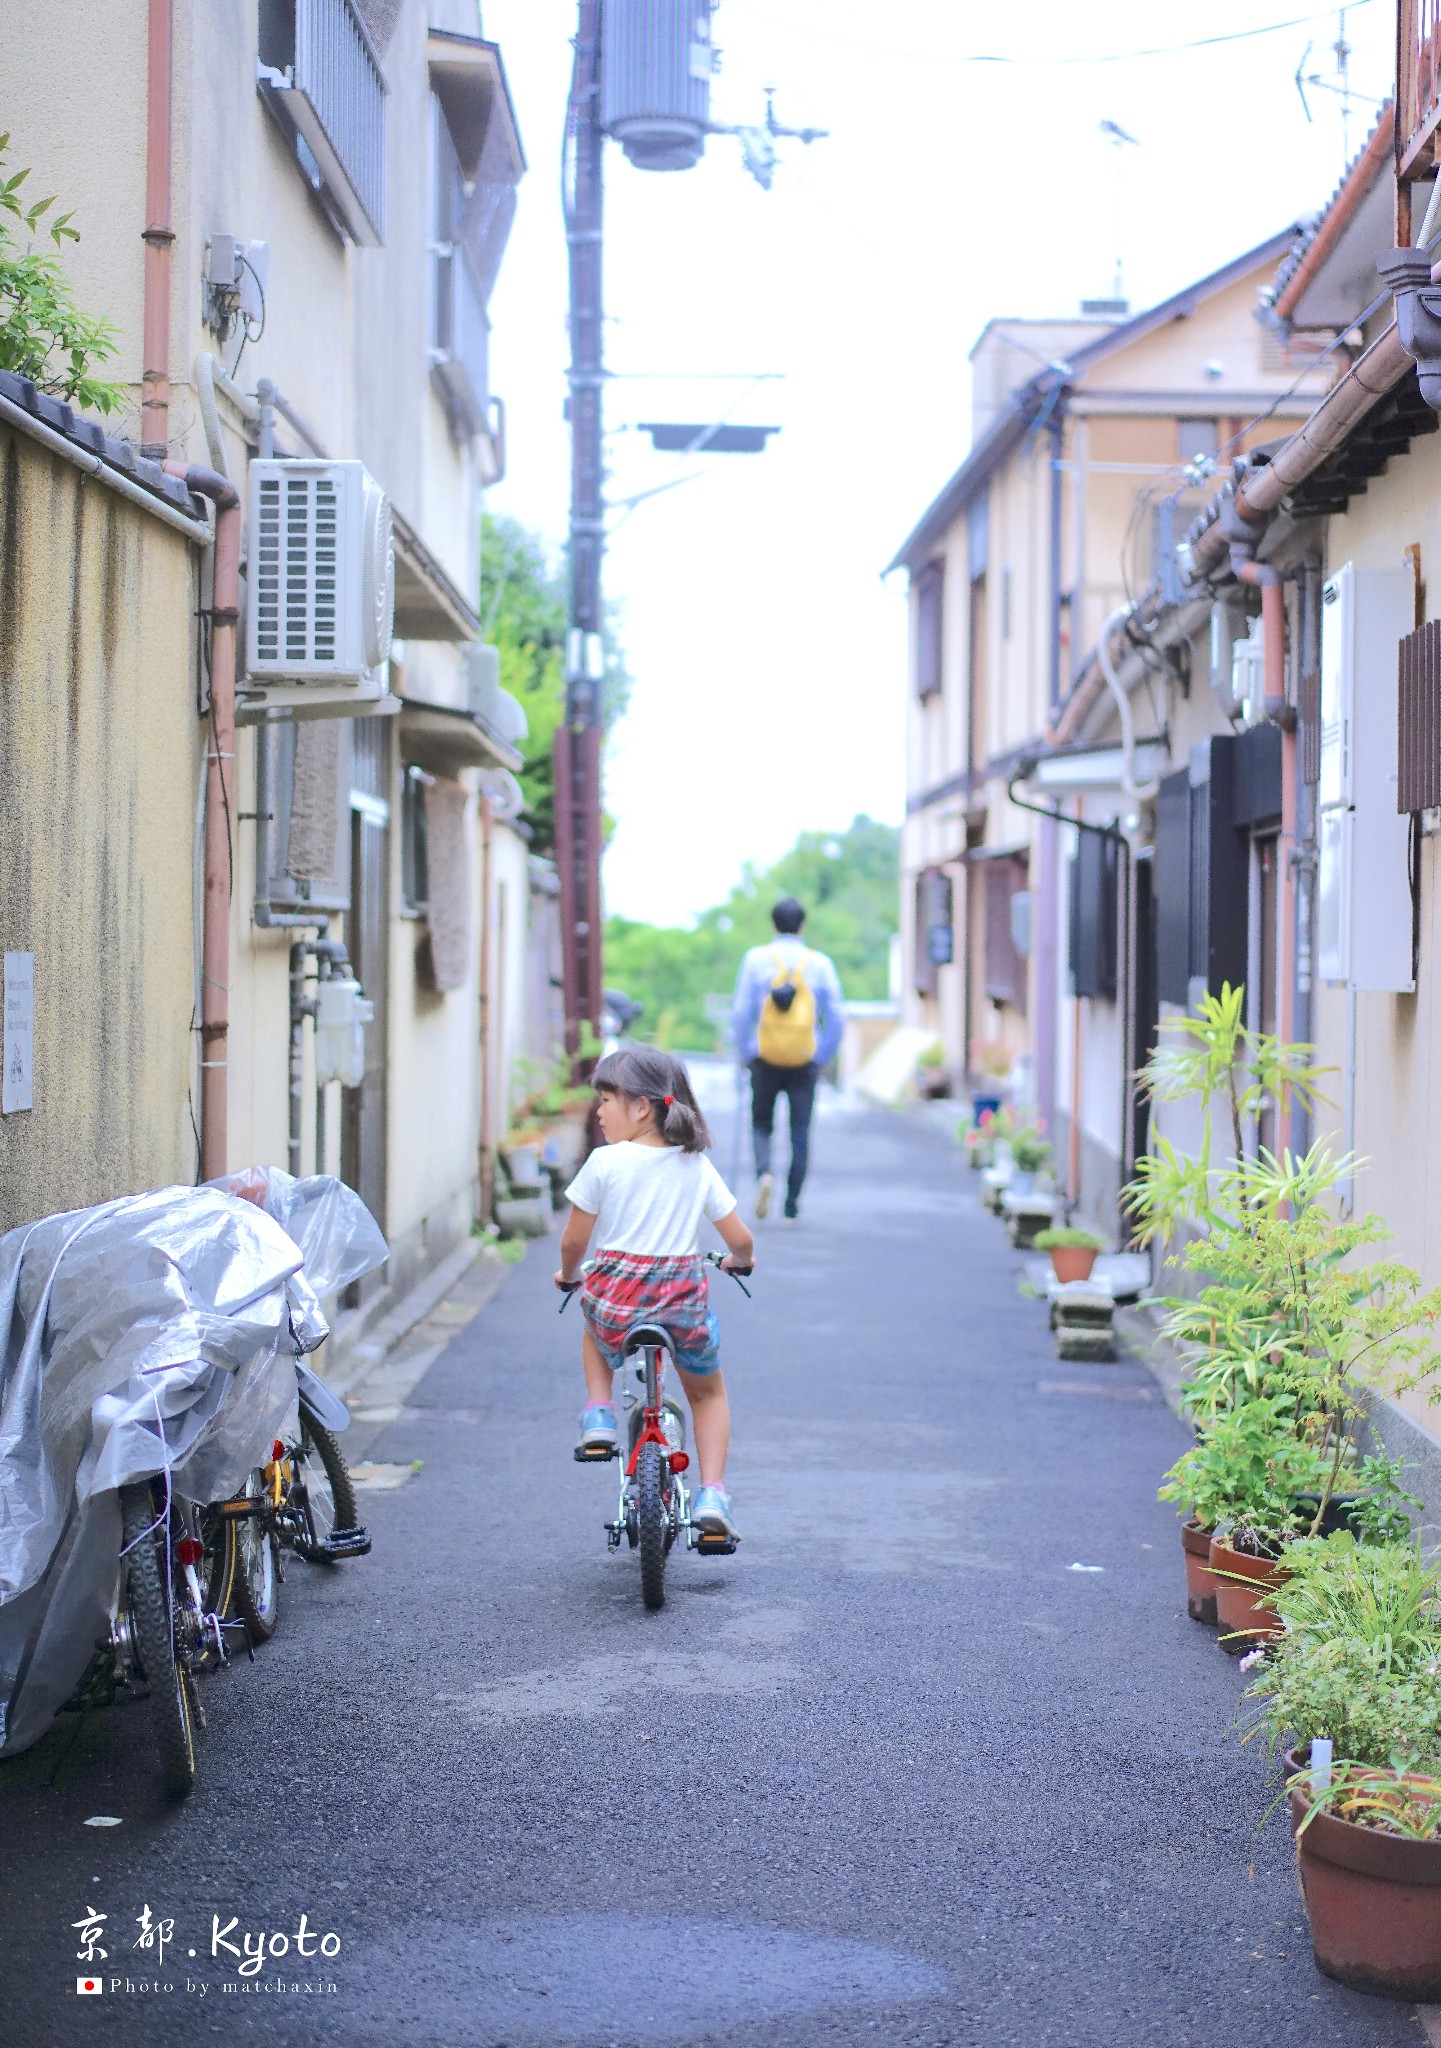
{"left": 621, "top": 1321, "right": 678, "bottom": 1358}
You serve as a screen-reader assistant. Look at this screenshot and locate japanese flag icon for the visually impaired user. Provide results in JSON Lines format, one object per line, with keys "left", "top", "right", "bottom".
{"left": 77, "top": 1977, "right": 102, "bottom": 1995}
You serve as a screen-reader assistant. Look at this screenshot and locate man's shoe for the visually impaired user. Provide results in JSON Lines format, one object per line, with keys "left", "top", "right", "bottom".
{"left": 576, "top": 1403, "right": 618, "bottom": 1455}
{"left": 691, "top": 1484, "right": 739, "bottom": 1538}
{"left": 754, "top": 1172, "right": 774, "bottom": 1220}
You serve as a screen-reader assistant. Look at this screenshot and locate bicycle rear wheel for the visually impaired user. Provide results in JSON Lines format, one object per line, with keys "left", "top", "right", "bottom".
{"left": 119, "top": 1484, "right": 198, "bottom": 1798}
{"left": 637, "top": 1442, "right": 670, "bottom": 1610}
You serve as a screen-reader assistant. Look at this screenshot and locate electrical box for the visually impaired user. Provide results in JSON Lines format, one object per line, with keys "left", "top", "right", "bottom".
{"left": 241, "top": 459, "right": 395, "bottom": 722}
{"left": 1316, "top": 562, "right": 1414, "bottom": 990}
{"left": 1232, "top": 615, "right": 1267, "bottom": 728}
{"left": 601, "top": 0, "right": 715, "bottom": 170}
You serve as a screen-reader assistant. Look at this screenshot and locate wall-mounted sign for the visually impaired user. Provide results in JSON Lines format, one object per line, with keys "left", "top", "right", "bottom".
{"left": 3, "top": 952, "right": 33, "bottom": 1114}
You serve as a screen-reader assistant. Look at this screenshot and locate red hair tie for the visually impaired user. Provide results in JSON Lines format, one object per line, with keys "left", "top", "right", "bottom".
{"left": 663, "top": 1095, "right": 675, "bottom": 1107}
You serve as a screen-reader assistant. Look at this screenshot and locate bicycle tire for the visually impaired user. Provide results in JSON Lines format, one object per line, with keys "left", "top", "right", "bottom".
{"left": 637, "top": 1442, "right": 669, "bottom": 1610}
{"left": 202, "top": 1508, "right": 237, "bottom": 1621}
{"left": 294, "top": 1413, "right": 357, "bottom": 1563}
{"left": 119, "top": 1483, "right": 198, "bottom": 1798}
{"left": 233, "top": 1472, "right": 281, "bottom": 1642}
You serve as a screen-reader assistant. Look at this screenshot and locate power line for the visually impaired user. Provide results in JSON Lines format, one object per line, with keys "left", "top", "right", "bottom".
{"left": 794, "top": 1, "right": 1375, "bottom": 69}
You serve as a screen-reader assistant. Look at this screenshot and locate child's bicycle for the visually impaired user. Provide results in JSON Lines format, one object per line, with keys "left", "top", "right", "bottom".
{"left": 566, "top": 1253, "right": 751, "bottom": 1610}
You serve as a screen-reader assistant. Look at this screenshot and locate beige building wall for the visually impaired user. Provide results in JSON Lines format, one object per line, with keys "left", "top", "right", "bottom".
{"left": 0, "top": 430, "right": 200, "bottom": 1226}
{"left": 1309, "top": 434, "right": 1441, "bottom": 1431}
{"left": 901, "top": 249, "right": 1333, "bottom": 1103}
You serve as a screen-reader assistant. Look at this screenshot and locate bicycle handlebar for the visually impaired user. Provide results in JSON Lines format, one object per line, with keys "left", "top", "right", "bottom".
{"left": 706, "top": 1251, "right": 753, "bottom": 1296}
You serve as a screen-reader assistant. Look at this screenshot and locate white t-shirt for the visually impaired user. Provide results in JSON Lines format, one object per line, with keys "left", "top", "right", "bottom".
{"left": 565, "top": 1142, "right": 737, "bottom": 1257}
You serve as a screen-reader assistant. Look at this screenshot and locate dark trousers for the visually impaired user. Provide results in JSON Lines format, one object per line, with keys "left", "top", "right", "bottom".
{"left": 749, "top": 1058, "right": 818, "bottom": 1216}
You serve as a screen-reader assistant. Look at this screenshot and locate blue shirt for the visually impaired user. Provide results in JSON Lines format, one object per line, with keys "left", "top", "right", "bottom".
{"left": 730, "top": 936, "right": 845, "bottom": 1067}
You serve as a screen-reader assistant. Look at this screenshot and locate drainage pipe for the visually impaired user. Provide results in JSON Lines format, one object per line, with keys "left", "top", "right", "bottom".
{"left": 141, "top": 0, "right": 174, "bottom": 456}
{"left": 1095, "top": 604, "right": 1159, "bottom": 804}
{"left": 165, "top": 461, "right": 241, "bottom": 1179}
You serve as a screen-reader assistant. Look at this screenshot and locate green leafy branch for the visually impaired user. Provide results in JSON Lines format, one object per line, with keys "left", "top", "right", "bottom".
{"left": 0, "top": 136, "right": 123, "bottom": 414}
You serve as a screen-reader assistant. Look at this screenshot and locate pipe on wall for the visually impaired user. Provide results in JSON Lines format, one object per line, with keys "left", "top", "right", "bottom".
{"left": 142, "top": 0, "right": 174, "bottom": 456}
{"left": 166, "top": 462, "right": 241, "bottom": 1180}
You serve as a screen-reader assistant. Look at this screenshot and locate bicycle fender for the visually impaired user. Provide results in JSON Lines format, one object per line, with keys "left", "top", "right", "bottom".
{"left": 295, "top": 1361, "right": 352, "bottom": 1433}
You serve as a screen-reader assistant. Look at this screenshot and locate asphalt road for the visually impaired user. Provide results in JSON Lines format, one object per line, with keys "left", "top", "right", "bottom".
{"left": 0, "top": 1081, "right": 1422, "bottom": 2048}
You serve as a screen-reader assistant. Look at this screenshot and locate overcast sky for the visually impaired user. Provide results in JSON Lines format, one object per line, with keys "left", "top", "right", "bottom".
{"left": 481, "top": 0, "right": 1394, "bottom": 927}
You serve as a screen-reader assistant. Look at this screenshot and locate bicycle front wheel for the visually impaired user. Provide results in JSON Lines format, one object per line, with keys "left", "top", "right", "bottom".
{"left": 233, "top": 1470, "right": 281, "bottom": 1643}
{"left": 637, "top": 1442, "right": 669, "bottom": 1610}
{"left": 119, "top": 1484, "right": 198, "bottom": 1798}
{"left": 293, "top": 1414, "right": 357, "bottom": 1563}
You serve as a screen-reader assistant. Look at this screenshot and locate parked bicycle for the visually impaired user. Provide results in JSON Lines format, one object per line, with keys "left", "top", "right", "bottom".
{"left": 210, "top": 1362, "right": 371, "bottom": 1649}
{"left": 569, "top": 1252, "right": 750, "bottom": 1610}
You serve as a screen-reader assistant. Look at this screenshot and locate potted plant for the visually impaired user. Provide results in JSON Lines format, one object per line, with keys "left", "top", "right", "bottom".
{"left": 1159, "top": 1393, "right": 1331, "bottom": 1649}
{"left": 1033, "top": 1225, "right": 1105, "bottom": 1285}
{"left": 1004, "top": 1121, "right": 1052, "bottom": 1199}
{"left": 916, "top": 1039, "right": 951, "bottom": 1099}
{"left": 969, "top": 1039, "right": 1011, "bottom": 1121}
{"left": 1242, "top": 1535, "right": 1441, "bottom": 1998}
{"left": 961, "top": 1108, "right": 994, "bottom": 1170}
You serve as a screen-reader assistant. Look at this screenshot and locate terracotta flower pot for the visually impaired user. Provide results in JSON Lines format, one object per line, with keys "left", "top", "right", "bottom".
{"left": 1180, "top": 1519, "right": 1217, "bottom": 1626}
{"left": 1207, "top": 1534, "right": 1285, "bottom": 1653}
{"left": 1285, "top": 1757, "right": 1441, "bottom": 2001}
{"left": 1048, "top": 1245, "right": 1099, "bottom": 1284}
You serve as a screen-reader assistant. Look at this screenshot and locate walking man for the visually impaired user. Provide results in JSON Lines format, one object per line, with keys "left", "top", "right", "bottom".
{"left": 730, "top": 896, "right": 844, "bottom": 1223}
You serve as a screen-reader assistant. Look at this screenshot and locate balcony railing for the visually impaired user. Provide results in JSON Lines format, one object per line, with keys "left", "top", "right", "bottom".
{"left": 258, "top": 0, "right": 387, "bottom": 246}
{"left": 1399, "top": 0, "right": 1441, "bottom": 182}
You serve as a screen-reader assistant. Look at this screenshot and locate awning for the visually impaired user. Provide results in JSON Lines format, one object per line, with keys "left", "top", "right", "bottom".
{"left": 427, "top": 31, "right": 526, "bottom": 181}
{"left": 391, "top": 507, "right": 482, "bottom": 642}
{"left": 398, "top": 697, "right": 523, "bottom": 775}
{"left": 1014, "top": 738, "right": 1171, "bottom": 799}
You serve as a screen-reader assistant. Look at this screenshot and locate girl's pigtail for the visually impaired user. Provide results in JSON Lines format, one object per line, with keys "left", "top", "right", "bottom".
{"left": 661, "top": 1095, "right": 704, "bottom": 1152}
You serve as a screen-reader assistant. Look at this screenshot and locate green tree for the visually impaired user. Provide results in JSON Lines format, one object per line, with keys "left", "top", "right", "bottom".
{"left": 604, "top": 815, "right": 899, "bottom": 1049}
{"left": 0, "top": 139, "right": 122, "bottom": 412}
{"left": 479, "top": 513, "right": 632, "bottom": 860}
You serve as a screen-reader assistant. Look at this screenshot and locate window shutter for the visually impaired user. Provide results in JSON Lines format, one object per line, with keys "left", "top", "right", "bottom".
{"left": 913, "top": 563, "right": 944, "bottom": 698}
{"left": 983, "top": 856, "right": 1028, "bottom": 1012}
{"left": 262, "top": 719, "right": 353, "bottom": 914}
{"left": 1397, "top": 619, "right": 1441, "bottom": 813}
{"left": 912, "top": 870, "right": 938, "bottom": 994}
{"left": 1154, "top": 769, "right": 1191, "bottom": 1006}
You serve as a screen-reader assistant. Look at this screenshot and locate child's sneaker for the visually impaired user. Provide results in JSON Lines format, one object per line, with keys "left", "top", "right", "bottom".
{"left": 576, "top": 1403, "right": 618, "bottom": 1455}
{"left": 691, "top": 1484, "right": 738, "bottom": 1537}
{"left": 754, "top": 1172, "right": 774, "bottom": 1220}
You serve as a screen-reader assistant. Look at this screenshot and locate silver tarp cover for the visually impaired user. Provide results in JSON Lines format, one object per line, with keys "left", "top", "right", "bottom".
{"left": 0, "top": 1169, "right": 386, "bottom": 1754}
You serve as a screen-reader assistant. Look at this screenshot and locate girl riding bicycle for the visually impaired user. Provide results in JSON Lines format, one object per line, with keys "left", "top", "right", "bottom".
{"left": 555, "top": 1048, "right": 754, "bottom": 1539}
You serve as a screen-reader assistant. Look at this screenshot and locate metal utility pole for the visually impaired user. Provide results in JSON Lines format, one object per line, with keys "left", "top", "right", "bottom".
{"left": 558, "top": 0, "right": 606, "bottom": 1063}
{"left": 554, "top": 1, "right": 821, "bottom": 1067}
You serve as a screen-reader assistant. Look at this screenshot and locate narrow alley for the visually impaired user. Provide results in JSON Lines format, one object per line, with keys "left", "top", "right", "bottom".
{"left": 0, "top": 1079, "right": 1416, "bottom": 2048}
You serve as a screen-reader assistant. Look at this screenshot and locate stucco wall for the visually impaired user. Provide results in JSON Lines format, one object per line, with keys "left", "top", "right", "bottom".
{"left": 0, "top": 429, "right": 200, "bottom": 1226}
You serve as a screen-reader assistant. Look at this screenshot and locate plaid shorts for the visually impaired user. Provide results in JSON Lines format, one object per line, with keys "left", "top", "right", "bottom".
{"left": 580, "top": 1250, "right": 721, "bottom": 1376}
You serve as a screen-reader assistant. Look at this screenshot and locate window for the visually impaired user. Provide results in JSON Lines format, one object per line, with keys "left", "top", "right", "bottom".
{"left": 1068, "top": 831, "right": 1118, "bottom": 1000}
{"left": 1153, "top": 741, "right": 1248, "bottom": 1008}
{"left": 912, "top": 867, "right": 952, "bottom": 993}
{"left": 913, "top": 562, "right": 943, "bottom": 698}
{"left": 967, "top": 572, "right": 988, "bottom": 771}
{"left": 1177, "top": 417, "right": 1219, "bottom": 465}
{"left": 258, "top": 0, "right": 388, "bottom": 246}
{"left": 400, "top": 766, "right": 431, "bottom": 915}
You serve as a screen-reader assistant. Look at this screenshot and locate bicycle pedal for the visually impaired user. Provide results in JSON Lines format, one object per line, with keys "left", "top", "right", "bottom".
{"left": 694, "top": 1533, "right": 739, "bottom": 1556}
{"left": 323, "top": 1526, "right": 372, "bottom": 1559}
{"left": 574, "top": 1444, "right": 616, "bottom": 1462}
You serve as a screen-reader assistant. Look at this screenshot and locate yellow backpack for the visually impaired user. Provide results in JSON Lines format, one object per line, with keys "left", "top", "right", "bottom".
{"left": 756, "top": 948, "right": 817, "bottom": 1067}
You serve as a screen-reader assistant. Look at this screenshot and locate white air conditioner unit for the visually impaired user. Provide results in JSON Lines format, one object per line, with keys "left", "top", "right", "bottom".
{"left": 240, "top": 459, "right": 396, "bottom": 722}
